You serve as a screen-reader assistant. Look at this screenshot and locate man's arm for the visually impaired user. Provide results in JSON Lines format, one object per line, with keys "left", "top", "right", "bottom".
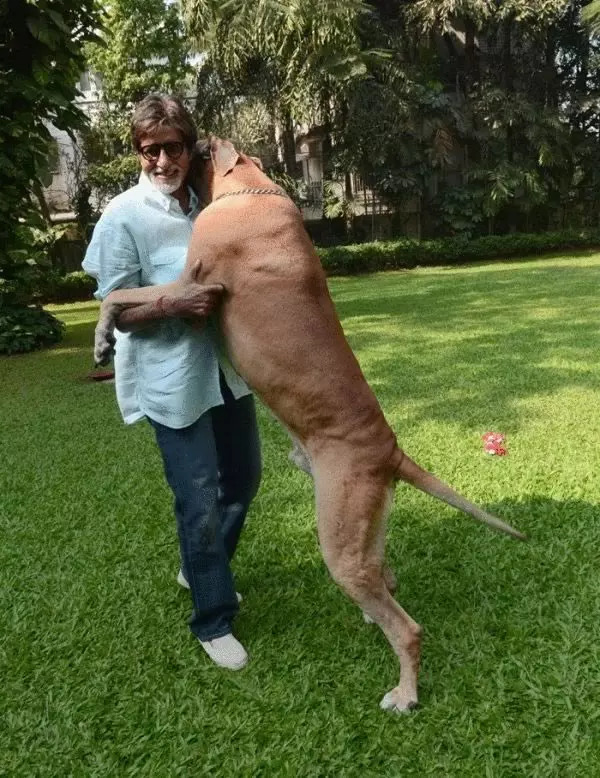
{"left": 114, "top": 300, "right": 168, "bottom": 332}
{"left": 94, "top": 277, "right": 225, "bottom": 365}
{"left": 114, "top": 278, "right": 224, "bottom": 328}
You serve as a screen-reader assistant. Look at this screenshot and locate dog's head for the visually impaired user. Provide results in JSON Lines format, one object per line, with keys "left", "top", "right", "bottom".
{"left": 187, "top": 136, "right": 264, "bottom": 203}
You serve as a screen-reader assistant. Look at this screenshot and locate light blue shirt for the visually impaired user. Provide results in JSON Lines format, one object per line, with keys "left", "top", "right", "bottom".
{"left": 82, "top": 173, "right": 250, "bottom": 428}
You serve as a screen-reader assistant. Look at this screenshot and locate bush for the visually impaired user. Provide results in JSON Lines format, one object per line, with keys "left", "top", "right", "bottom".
{"left": 37, "top": 270, "right": 96, "bottom": 305}
{"left": 0, "top": 305, "right": 65, "bottom": 356}
{"left": 317, "top": 229, "right": 600, "bottom": 275}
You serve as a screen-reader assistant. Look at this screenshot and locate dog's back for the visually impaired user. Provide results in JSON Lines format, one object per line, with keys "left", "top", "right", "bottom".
{"left": 187, "top": 189, "right": 397, "bottom": 468}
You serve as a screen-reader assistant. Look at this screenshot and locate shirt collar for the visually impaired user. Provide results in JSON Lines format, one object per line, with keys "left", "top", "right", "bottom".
{"left": 138, "top": 172, "right": 199, "bottom": 214}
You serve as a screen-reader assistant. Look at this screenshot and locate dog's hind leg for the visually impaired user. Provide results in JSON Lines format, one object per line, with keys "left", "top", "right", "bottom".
{"left": 362, "top": 563, "right": 397, "bottom": 624}
{"left": 314, "top": 469, "right": 422, "bottom": 713}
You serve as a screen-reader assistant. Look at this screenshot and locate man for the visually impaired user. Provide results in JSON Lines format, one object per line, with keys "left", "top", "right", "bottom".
{"left": 83, "top": 94, "right": 261, "bottom": 670}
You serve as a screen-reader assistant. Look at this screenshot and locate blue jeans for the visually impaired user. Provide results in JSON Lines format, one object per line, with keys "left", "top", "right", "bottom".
{"left": 149, "top": 379, "right": 261, "bottom": 641}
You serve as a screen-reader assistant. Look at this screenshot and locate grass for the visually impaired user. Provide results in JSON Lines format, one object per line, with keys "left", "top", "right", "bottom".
{"left": 2, "top": 251, "right": 600, "bottom": 776}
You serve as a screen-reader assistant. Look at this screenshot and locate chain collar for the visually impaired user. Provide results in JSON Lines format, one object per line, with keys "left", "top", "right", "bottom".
{"left": 213, "top": 187, "right": 290, "bottom": 202}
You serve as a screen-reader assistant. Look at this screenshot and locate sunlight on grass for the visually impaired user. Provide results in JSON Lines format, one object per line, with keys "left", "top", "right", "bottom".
{"left": 2, "top": 253, "right": 600, "bottom": 775}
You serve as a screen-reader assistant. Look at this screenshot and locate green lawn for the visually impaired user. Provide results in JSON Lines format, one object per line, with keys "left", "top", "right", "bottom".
{"left": 2, "top": 252, "right": 600, "bottom": 777}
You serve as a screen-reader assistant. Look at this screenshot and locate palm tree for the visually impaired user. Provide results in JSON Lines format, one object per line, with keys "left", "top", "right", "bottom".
{"left": 181, "top": 0, "right": 380, "bottom": 173}
{"left": 582, "top": 0, "right": 600, "bottom": 29}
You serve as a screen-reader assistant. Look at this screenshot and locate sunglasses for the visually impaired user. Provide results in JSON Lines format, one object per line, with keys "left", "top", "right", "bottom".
{"left": 138, "top": 141, "right": 185, "bottom": 162}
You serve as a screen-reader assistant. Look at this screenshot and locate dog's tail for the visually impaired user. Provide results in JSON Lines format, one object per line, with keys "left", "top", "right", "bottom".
{"left": 395, "top": 451, "right": 526, "bottom": 540}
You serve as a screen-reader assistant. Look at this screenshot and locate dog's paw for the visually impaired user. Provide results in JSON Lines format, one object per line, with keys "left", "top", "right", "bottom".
{"left": 379, "top": 689, "right": 419, "bottom": 715}
{"left": 94, "top": 324, "right": 116, "bottom": 367}
{"left": 288, "top": 446, "right": 312, "bottom": 476}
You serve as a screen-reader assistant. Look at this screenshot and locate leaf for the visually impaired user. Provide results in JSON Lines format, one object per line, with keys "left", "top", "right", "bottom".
{"left": 26, "top": 15, "right": 59, "bottom": 48}
{"left": 32, "top": 62, "right": 51, "bottom": 87}
{"left": 46, "top": 9, "right": 71, "bottom": 35}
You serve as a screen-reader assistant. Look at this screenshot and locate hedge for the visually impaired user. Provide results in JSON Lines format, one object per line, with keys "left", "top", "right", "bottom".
{"left": 39, "top": 270, "right": 96, "bottom": 304}
{"left": 36, "top": 229, "right": 600, "bottom": 306}
{"left": 317, "top": 229, "right": 600, "bottom": 275}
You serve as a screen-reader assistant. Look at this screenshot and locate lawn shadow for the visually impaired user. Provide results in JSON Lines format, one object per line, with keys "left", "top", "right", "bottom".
{"left": 240, "top": 491, "right": 600, "bottom": 644}
{"left": 236, "top": 493, "right": 600, "bottom": 708}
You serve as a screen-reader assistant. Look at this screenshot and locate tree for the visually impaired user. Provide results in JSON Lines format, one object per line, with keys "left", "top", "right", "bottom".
{"left": 0, "top": 0, "right": 102, "bottom": 354}
{"left": 582, "top": 0, "right": 600, "bottom": 27}
{"left": 182, "top": 0, "right": 378, "bottom": 174}
{"left": 81, "top": 0, "right": 193, "bottom": 208}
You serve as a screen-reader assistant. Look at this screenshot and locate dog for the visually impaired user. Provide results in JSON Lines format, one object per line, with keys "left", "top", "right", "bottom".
{"left": 93, "top": 137, "right": 526, "bottom": 714}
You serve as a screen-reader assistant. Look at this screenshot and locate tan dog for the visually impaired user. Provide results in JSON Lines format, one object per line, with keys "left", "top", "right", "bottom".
{"left": 94, "top": 137, "right": 525, "bottom": 714}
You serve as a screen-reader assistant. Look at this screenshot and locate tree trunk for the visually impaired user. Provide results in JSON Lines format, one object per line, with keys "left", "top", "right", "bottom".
{"left": 344, "top": 171, "right": 354, "bottom": 241}
{"left": 32, "top": 179, "right": 52, "bottom": 226}
{"left": 464, "top": 17, "right": 479, "bottom": 92}
{"left": 576, "top": 27, "right": 589, "bottom": 98}
{"left": 501, "top": 15, "right": 514, "bottom": 96}
{"left": 502, "top": 15, "right": 517, "bottom": 233}
{"left": 544, "top": 27, "right": 557, "bottom": 109}
{"left": 280, "top": 114, "right": 299, "bottom": 177}
{"left": 463, "top": 17, "right": 481, "bottom": 167}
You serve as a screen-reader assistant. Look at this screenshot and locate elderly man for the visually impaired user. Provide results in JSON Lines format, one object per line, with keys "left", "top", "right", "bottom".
{"left": 83, "top": 94, "right": 261, "bottom": 670}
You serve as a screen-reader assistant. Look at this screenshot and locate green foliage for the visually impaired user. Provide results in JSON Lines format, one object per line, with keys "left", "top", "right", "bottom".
{"left": 267, "top": 170, "right": 305, "bottom": 205}
{"left": 38, "top": 271, "right": 97, "bottom": 304}
{"left": 0, "top": 305, "right": 65, "bottom": 355}
{"left": 334, "top": 75, "right": 465, "bottom": 208}
{"left": 86, "top": 0, "right": 192, "bottom": 110}
{"left": 81, "top": 0, "right": 192, "bottom": 209}
{"left": 0, "top": 222, "right": 64, "bottom": 310}
{"left": 0, "top": 0, "right": 101, "bottom": 352}
{"left": 183, "top": 0, "right": 373, "bottom": 113}
{"left": 323, "top": 181, "right": 355, "bottom": 221}
{"left": 317, "top": 229, "right": 600, "bottom": 274}
{"left": 183, "top": 0, "right": 380, "bottom": 172}
{"left": 317, "top": 0, "right": 600, "bottom": 236}
{"left": 433, "top": 186, "right": 486, "bottom": 237}
{"left": 582, "top": 0, "right": 600, "bottom": 28}
{"left": 87, "top": 154, "right": 140, "bottom": 206}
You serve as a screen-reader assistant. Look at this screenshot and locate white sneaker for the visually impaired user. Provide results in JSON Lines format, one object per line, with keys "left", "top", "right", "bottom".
{"left": 199, "top": 633, "right": 249, "bottom": 670}
{"left": 177, "top": 570, "right": 242, "bottom": 603}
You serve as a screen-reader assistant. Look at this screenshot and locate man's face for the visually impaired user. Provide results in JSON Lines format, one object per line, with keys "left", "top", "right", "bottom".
{"left": 137, "top": 127, "right": 192, "bottom": 195}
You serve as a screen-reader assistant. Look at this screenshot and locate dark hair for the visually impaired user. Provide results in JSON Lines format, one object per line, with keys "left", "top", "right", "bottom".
{"left": 131, "top": 94, "right": 197, "bottom": 151}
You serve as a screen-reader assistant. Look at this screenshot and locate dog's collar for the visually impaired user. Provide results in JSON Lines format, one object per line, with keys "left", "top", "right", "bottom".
{"left": 213, "top": 187, "right": 290, "bottom": 203}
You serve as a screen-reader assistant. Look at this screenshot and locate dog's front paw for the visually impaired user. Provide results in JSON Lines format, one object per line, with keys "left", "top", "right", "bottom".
{"left": 94, "top": 322, "right": 116, "bottom": 367}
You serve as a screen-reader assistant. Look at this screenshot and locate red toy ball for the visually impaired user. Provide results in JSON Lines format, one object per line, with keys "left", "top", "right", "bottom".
{"left": 482, "top": 431, "right": 507, "bottom": 456}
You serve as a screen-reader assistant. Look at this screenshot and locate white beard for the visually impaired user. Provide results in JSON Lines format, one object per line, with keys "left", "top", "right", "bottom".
{"left": 149, "top": 170, "right": 184, "bottom": 195}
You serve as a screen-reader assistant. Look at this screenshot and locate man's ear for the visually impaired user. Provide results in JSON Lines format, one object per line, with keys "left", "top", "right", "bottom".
{"left": 210, "top": 138, "right": 240, "bottom": 177}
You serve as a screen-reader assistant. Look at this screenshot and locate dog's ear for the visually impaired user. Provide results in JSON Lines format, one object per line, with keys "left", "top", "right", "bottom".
{"left": 186, "top": 140, "right": 211, "bottom": 197}
{"left": 210, "top": 137, "right": 240, "bottom": 177}
{"left": 249, "top": 155, "right": 264, "bottom": 171}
